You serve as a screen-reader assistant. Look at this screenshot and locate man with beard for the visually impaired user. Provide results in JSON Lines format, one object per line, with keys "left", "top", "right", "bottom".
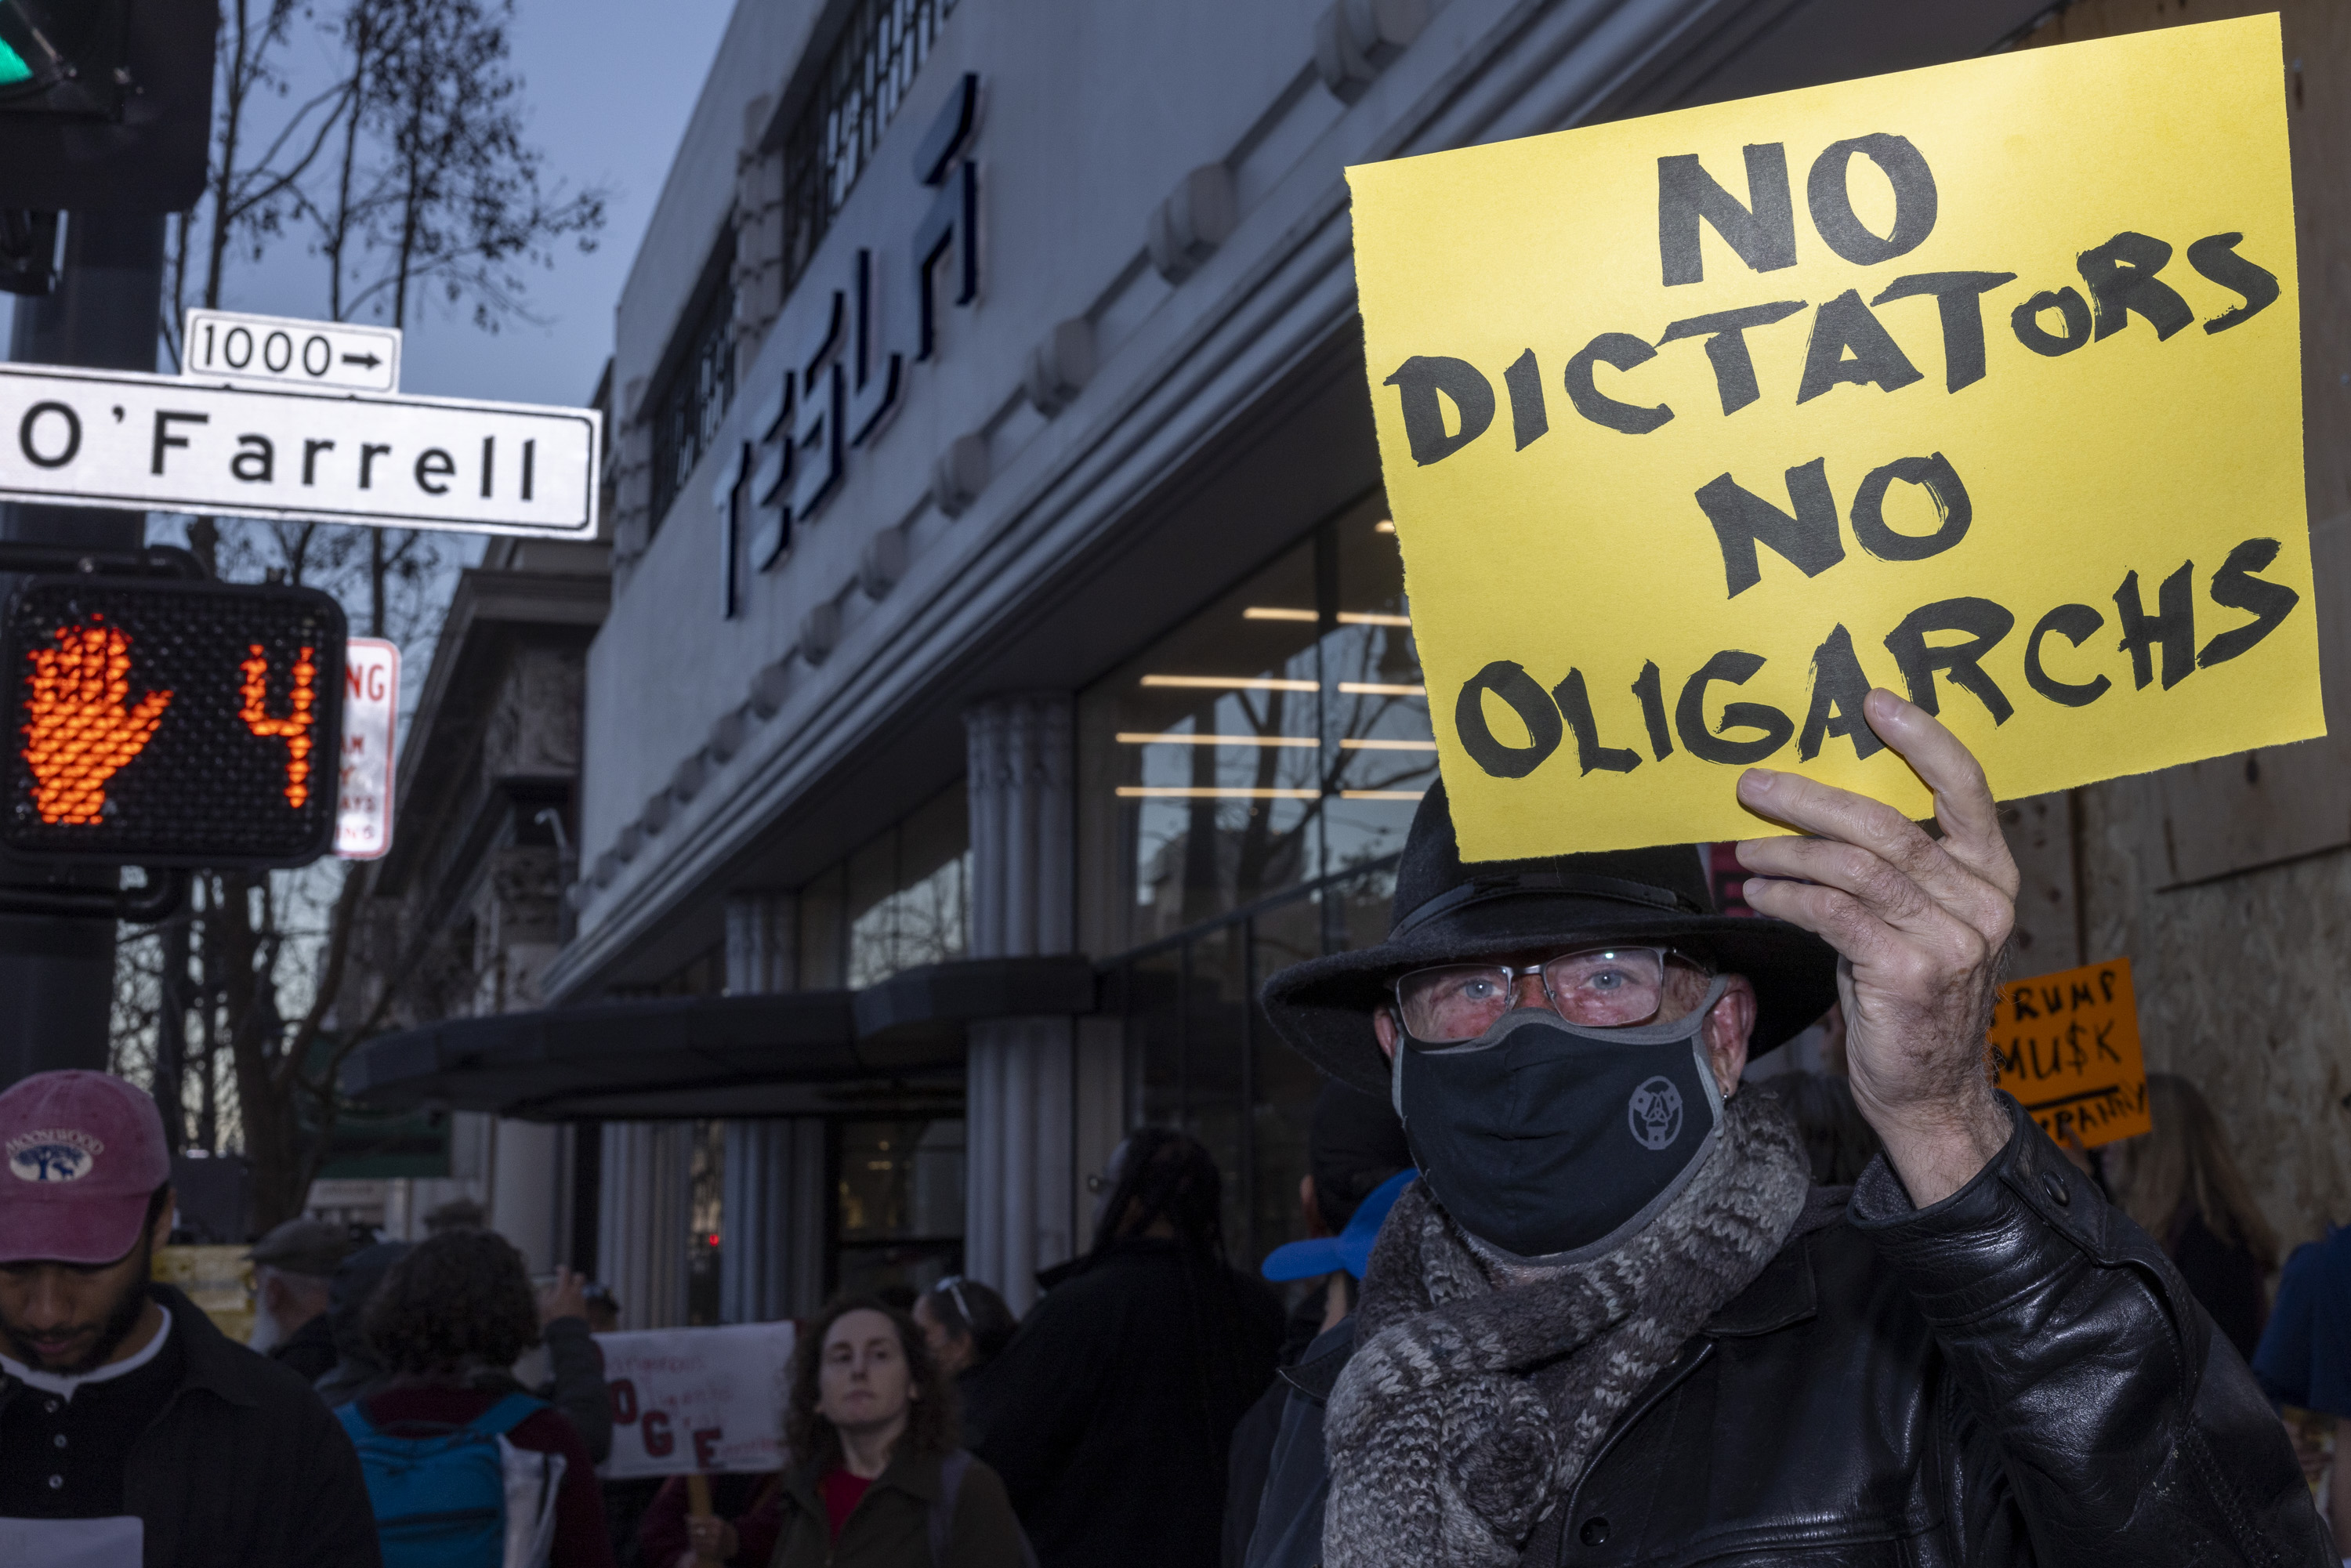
{"left": 245, "top": 1216, "right": 359, "bottom": 1382}
{"left": 1255, "top": 690, "right": 2328, "bottom": 1567}
{"left": 0, "top": 1070, "right": 379, "bottom": 1566}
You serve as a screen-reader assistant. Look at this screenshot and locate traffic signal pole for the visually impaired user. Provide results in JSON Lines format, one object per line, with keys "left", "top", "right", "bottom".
{"left": 0, "top": 210, "right": 167, "bottom": 1085}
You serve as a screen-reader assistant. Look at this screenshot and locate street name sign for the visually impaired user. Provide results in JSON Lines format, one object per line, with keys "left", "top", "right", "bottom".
{"left": 0, "top": 361, "right": 599, "bottom": 539}
{"left": 336, "top": 637, "right": 398, "bottom": 860}
{"left": 183, "top": 308, "right": 403, "bottom": 395}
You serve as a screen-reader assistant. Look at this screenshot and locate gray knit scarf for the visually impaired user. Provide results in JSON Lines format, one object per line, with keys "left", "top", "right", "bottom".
{"left": 1321, "top": 1088, "right": 1811, "bottom": 1567}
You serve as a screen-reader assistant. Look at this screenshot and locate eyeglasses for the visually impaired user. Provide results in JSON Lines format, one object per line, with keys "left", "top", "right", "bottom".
{"left": 1393, "top": 946, "right": 1713, "bottom": 1045}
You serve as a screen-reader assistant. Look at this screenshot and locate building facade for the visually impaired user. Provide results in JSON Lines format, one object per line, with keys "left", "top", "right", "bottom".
{"left": 349, "top": 0, "right": 2351, "bottom": 1327}
{"left": 333, "top": 528, "right": 611, "bottom": 1269}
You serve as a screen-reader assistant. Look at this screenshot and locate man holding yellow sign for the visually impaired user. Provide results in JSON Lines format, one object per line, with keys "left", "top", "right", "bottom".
{"left": 1245, "top": 18, "right": 2329, "bottom": 1568}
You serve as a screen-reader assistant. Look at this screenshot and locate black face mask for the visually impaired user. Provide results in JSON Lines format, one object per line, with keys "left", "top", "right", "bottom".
{"left": 1393, "top": 978, "right": 1727, "bottom": 1262}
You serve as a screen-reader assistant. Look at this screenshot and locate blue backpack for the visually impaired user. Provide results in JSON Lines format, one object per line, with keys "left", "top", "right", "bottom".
{"left": 337, "top": 1392, "right": 560, "bottom": 1568}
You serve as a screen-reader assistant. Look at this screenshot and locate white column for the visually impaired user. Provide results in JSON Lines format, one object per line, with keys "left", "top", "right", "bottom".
{"left": 597, "top": 1122, "right": 693, "bottom": 1330}
{"left": 963, "top": 693, "right": 1087, "bottom": 1313}
{"left": 725, "top": 892, "right": 798, "bottom": 995}
{"left": 719, "top": 1119, "right": 829, "bottom": 1320}
{"left": 964, "top": 1033, "right": 1002, "bottom": 1298}
{"left": 966, "top": 704, "right": 1011, "bottom": 958}
{"left": 489, "top": 1119, "right": 568, "bottom": 1273}
{"left": 718, "top": 893, "right": 829, "bottom": 1323}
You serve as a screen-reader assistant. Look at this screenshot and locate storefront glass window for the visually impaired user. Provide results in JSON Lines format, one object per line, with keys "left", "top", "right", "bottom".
{"left": 847, "top": 786, "right": 970, "bottom": 988}
{"left": 1107, "top": 858, "right": 1400, "bottom": 1272}
{"left": 835, "top": 1117, "right": 965, "bottom": 1298}
{"left": 793, "top": 784, "right": 970, "bottom": 990}
{"left": 1079, "top": 495, "right": 1431, "bottom": 954}
{"left": 1089, "top": 494, "right": 1429, "bottom": 1270}
{"left": 688, "top": 1120, "right": 725, "bottom": 1325}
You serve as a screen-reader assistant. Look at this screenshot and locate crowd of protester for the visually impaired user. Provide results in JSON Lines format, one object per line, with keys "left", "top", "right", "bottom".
{"left": 2, "top": 983, "right": 2346, "bottom": 1566}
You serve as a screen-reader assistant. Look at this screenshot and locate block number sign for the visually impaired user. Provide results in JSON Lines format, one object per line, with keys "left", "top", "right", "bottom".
{"left": 183, "top": 308, "right": 404, "bottom": 396}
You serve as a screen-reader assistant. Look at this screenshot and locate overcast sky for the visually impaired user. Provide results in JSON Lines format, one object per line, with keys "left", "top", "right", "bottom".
{"left": 9, "top": 0, "right": 737, "bottom": 411}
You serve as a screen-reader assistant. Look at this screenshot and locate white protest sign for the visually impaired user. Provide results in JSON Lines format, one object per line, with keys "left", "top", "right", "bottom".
{"left": 0, "top": 362, "right": 598, "bottom": 538}
{"left": 336, "top": 638, "right": 398, "bottom": 860}
{"left": 183, "top": 308, "right": 403, "bottom": 395}
{"left": 595, "top": 1322, "right": 797, "bottom": 1479}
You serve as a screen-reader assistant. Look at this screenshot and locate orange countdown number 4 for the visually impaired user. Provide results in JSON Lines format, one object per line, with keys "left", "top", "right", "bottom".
{"left": 21, "top": 619, "right": 173, "bottom": 824}
{"left": 240, "top": 643, "right": 317, "bottom": 808}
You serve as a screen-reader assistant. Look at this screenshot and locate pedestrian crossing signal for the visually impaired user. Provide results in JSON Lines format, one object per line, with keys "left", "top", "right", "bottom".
{"left": 2, "top": 578, "right": 346, "bottom": 867}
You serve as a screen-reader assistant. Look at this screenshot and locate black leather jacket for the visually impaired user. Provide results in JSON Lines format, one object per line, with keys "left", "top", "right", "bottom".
{"left": 1244, "top": 1103, "right": 2331, "bottom": 1567}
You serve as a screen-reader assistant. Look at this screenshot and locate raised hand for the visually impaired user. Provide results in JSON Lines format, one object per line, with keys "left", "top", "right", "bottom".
{"left": 538, "top": 1264, "right": 589, "bottom": 1325}
{"left": 22, "top": 620, "right": 172, "bottom": 825}
{"left": 1733, "top": 687, "right": 2016, "bottom": 1206}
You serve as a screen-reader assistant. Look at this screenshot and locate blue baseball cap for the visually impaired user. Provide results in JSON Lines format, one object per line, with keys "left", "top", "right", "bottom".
{"left": 1260, "top": 1168, "right": 1418, "bottom": 1282}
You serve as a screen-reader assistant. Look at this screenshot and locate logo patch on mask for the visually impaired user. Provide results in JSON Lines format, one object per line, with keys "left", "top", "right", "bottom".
{"left": 6, "top": 1128, "right": 103, "bottom": 1183}
{"left": 1627, "top": 1078, "right": 1683, "bottom": 1150}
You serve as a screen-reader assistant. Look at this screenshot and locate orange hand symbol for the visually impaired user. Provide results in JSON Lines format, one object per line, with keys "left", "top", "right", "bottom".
{"left": 21, "top": 619, "right": 172, "bottom": 825}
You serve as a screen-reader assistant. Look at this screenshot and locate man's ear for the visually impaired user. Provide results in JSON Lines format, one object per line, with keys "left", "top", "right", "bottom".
{"left": 147, "top": 1186, "right": 176, "bottom": 1253}
{"left": 1704, "top": 976, "right": 1756, "bottom": 1097}
{"left": 1373, "top": 1006, "right": 1399, "bottom": 1062}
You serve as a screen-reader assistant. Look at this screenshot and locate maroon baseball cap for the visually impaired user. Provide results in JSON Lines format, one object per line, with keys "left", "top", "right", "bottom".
{"left": 0, "top": 1071, "right": 172, "bottom": 1265}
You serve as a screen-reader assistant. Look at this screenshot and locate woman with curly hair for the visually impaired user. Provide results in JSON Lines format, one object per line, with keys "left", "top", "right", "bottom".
{"left": 342, "top": 1229, "right": 614, "bottom": 1568}
{"left": 745, "top": 1295, "right": 1027, "bottom": 1568}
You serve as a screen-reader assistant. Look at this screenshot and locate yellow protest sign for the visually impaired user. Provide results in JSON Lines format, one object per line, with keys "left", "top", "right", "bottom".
{"left": 1985, "top": 957, "right": 2150, "bottom": 1150}
{"left": 1347, "top": 16, "right": 2313, "bottom": 859}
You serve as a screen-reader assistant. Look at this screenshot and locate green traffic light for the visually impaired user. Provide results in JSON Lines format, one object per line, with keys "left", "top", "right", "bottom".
{"left": 0, "top": 40, "right": 30, "bottom": 88}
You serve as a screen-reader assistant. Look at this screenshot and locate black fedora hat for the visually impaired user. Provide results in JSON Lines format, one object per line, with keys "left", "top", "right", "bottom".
{"left": 1260, "top": 780, "right": 1839, "bottom": 1094}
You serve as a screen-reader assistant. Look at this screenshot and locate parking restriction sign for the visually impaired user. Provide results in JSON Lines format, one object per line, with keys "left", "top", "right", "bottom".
{"left": 337, "top": 638, "right": 398, "bottom": 860}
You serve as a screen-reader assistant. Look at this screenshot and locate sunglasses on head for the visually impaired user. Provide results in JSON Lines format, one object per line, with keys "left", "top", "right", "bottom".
{"left": 933, "top": 1274, "right": 976, "bottom": 1326}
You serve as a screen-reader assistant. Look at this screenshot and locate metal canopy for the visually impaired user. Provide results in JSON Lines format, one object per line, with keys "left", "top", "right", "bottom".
{"left": 340, "top": 954, "right": 1099, "bottom": 1122}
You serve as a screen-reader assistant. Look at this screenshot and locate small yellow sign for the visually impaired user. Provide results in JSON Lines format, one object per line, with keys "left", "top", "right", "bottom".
{"left": 1985, "top": 957, "right": 2150, "bottom": 1150}
{"left": 1347, "top": 16, "right": 2314, "bottom": 859}
{"left": 154, "top": 1244, "right": 254, "bottom": 1344}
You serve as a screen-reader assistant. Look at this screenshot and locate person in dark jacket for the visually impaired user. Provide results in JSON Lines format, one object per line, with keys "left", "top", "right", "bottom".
{"left": 966, "top": 1128, "right": 1284, "bottom": 1568}
{"left": 1255, "top": 690, "right": 2329, "bottom": 1567}
{"left": 759, "top": 1295, "right": 1026, "bottom": 1568}
{"left": 2254, "top": 1221, "right": 2351, "bottom": 1551}
{"left": 532, "top": 1265, "right": 616, "bottom": 1462}
{"left": 1234, "top": 1164, "right": 1415, "bottom": 1568}
{"left": 313, "top": 1238, "right": 410, "bottom": 1408}
{"left": 0, "top": 1069, "right": 380, "bottom": 1566}
{"left": 1224, "top": 1081, "right": 1413, "bottom": 1568}
{"left": 245, "top": 1216, "right": 359, "bottom": 1383}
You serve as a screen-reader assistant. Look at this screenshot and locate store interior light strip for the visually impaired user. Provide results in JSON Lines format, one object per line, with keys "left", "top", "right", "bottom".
{"left": 1241, "top": 607, "right": 1412, "bottom": 627}
{"left": 1115, "top": 732, "right": 1319, "bottom": 748}
{"left": 1115, "top": 786, "right": 1323, "bottom": 799}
